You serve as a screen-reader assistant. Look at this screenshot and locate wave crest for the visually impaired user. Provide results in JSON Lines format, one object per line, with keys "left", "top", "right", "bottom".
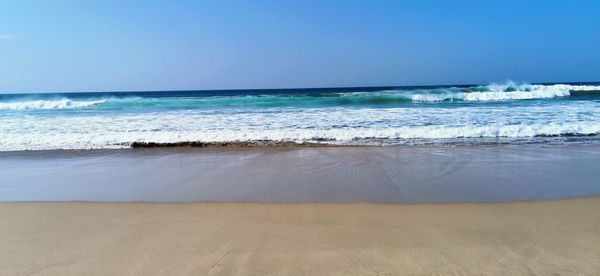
{"left": 410, "top": 82, "right": 600, "bottom": 102}
{"left": 0, "top": 99, "right": 106, "bottom": 110}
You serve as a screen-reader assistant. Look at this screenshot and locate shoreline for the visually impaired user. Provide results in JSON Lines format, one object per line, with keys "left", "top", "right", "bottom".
{"left": 2, "top": 197, "right": 600, "bottom": 275}
{"left": 2, "top": 143, "right": 600, "bottom": 203}
{"left": 4, "top": 193, "right": 600, "bottom": 205}
{"left": 1, "top": 136, "right": 599, "bottom": 154}
{"left": 2, "top": 133, "right": 600, "bottom": 153}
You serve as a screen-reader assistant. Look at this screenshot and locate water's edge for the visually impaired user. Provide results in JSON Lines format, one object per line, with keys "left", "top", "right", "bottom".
{"left": 2, "top": 144, "right": 600, "bottom": 203}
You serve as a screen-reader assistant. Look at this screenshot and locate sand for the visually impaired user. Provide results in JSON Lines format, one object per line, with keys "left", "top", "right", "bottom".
{"left": 2, "top": 197, "right": 600, "bottom": 275}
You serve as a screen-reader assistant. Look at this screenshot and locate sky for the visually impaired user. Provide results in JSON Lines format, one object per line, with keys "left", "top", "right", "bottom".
{"left": 1, "top": 0, "right": 600, "bottom": 93}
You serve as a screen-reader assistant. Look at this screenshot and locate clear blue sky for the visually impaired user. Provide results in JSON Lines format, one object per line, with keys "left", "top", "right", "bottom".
{"left": 1, "top": 0, "right": 599, "bottom": 93}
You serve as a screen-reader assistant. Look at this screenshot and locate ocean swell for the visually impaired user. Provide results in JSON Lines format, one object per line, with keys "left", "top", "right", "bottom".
{"left": 0, "top": 82, "right": 599, "bottom": 111}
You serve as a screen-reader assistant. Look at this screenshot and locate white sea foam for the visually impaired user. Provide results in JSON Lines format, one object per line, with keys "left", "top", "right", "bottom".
{"left": 1, "top": 101, "right": 599, "bottom": 151}
{"left": 0, "top": 99, "right": 105, "bottom": 110}
{"left": 2, "top": 122, "right": 599, "bottom": 151}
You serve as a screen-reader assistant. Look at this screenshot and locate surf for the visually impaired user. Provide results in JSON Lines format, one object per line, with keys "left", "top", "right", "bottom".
{"left": 0, "top": 98, "right": 106, "bottom": 110}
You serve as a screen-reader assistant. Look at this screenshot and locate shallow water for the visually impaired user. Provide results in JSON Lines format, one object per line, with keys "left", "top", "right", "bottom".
{"left": 2, "top": 144, "right": 599, "bottom": 203}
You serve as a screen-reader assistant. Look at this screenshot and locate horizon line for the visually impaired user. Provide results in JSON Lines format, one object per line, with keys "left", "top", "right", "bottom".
{"left": 2, "top": 80, "right": 599, "bottom": 95}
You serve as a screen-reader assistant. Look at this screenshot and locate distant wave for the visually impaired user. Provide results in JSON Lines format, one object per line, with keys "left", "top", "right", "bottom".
{"left": 1, "top": 82, "right": 599, "bottom": 111}
{"left": 337, "top": 83, "right": 600, "bottom": 103}
{"left": 410, "top": 82, "right": 600, "bottom": 102}
{"left": 0, "top": 98, "right": 106, "bottom": 110}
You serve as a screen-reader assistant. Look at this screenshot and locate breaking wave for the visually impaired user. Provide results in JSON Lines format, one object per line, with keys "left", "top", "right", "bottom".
{"left": 2, "top": 102, "right": 600, "bottom": 150}
{"left": 0, "top": 98, "right": 106, "bottom": 110}
{"left": 1, "top": 122, "right": 599, "bottom": 151}
{"left": 410, "top": 82, "right": 600, "bottom": 102}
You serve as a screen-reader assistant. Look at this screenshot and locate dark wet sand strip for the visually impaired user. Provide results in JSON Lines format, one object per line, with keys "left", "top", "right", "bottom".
{"left": 1, "top": 144, "right": 600, "bottom": 203}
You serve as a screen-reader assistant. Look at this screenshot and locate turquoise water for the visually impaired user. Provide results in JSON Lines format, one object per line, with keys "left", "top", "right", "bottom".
{"left": 1, "top": 82, "right": 600, "bottom": 150}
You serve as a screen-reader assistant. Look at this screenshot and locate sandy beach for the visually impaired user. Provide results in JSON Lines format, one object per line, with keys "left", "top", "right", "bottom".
{"left": 2, "top": 198, "right": 600, "bottom": 275}
{"left": 2, "top": 145, "right": 600, "bottom": 275}
{"left": 3, "top": 1, "right": 600, "bottom": 275}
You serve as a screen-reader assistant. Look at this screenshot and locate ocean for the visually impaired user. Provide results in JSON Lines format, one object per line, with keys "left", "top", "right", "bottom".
{"left": 1, "top": 81, "right": 600, "bottom": 151}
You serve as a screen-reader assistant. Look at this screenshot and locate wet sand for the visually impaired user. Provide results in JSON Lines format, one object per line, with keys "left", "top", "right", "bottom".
{"left": 1, "top": 198, "right": 600, "bottom": 275}
{"left": 1, "top": 144, "right": 600, "bottom": 203}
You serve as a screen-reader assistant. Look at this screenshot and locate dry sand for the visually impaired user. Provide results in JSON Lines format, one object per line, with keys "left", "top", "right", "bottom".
{"left": 2, "top": 197, "right": 600, "bottom": 275}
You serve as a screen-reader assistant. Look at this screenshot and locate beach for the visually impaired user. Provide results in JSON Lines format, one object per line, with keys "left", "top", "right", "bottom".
{"left": 3, "top": 1, "right": 600, "bottom": 274}
{"left": 2, "top": 198, "right": 600, "bottom": 275}
{"left": 1, "top": 144, "right": 600, "bottom": 275}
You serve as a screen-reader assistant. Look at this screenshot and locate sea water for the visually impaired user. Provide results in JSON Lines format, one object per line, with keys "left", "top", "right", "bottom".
{"left": 1, "top": 81, "right": 600, "bottom": 151}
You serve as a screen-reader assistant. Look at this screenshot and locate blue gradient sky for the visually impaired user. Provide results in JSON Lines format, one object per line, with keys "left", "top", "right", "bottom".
{"left": 1, "top": 0, "right": 599, "bottom": 93}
